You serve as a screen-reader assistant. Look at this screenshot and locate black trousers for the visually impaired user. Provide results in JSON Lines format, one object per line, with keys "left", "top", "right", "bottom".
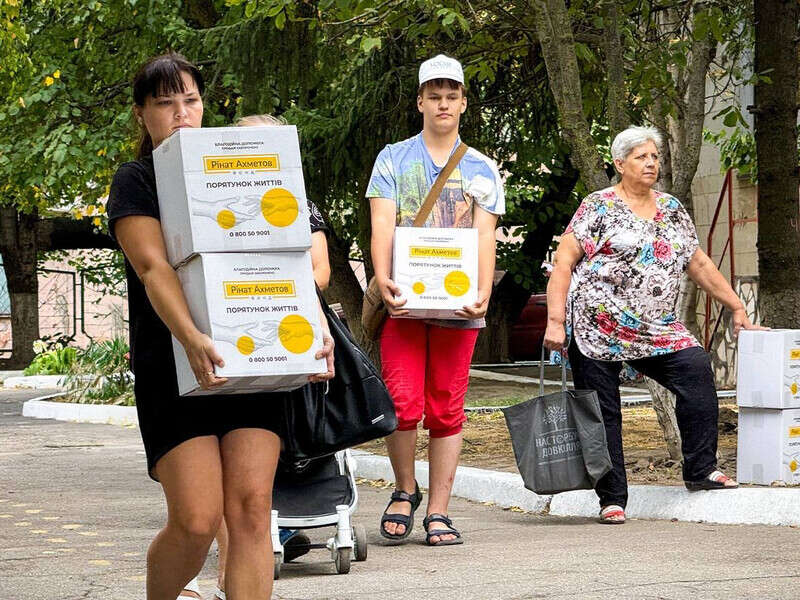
{"left": 568, "top": 343, "right": 719, "bottom": 509}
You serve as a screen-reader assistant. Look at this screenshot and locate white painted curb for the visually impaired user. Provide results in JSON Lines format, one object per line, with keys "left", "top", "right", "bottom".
{"left": 19, "top": 396, "right": 800, "bottom": 527}
{"left": 5, "top": 375, "right": 67, "bottom": 389}
{"left": 351, "top": 450, "right": 800, "bottom": 527}
{"left": 549, "top": 486, "right": 800, "bottom": 526}
{"left": 22, "top": 397, "right": 138, "bottom": 427}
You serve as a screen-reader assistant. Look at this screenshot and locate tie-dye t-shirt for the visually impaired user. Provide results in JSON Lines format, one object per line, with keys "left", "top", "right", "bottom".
{"left": 366, "top": 133, "right": 505, "bottom": 328}
{"left": 366, "top": 133, "right": 505, "bottom": 227}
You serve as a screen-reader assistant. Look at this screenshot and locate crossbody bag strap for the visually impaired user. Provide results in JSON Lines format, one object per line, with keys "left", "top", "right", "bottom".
{"left": 411, "top": 142, "right": 468, "bottom": 227}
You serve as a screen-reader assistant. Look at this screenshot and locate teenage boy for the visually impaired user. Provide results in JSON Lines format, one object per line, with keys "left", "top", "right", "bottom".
{"left": 367, "top": 54, "right": 505, "bottom": 546}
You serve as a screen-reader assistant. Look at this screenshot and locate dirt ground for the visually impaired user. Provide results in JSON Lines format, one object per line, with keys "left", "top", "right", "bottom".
{"left": 358, "top": 379, "right": 739, "bottom": 486}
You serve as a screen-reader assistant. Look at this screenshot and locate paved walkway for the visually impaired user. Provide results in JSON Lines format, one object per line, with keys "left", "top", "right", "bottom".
{"left": 2, "top": 389, "right": 800, "bottom": 600}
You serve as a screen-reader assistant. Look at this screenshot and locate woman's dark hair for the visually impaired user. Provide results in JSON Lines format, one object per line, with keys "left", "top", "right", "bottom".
{"left": 132, "top": 52, "right": 204, "bottom": 159}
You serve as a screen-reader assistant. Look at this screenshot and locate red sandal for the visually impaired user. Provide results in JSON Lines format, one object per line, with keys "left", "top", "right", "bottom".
{"left": 599, "top": 504, "right": 626, "bottom": 524}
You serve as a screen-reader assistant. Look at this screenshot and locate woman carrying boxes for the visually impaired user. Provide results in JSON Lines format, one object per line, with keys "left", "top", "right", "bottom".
{"left": 367, "top": 55, "right": 505, "bottom": 546}
{"left": 106, "top": 53, "right": 334, "bottom": 600}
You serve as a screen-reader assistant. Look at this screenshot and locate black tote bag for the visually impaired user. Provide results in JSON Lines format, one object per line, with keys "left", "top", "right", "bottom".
{"left": 278, "top": 289, "right": 397, "bottom": 462}
{"left": 502, "top": 348, "right": 611, "bottom": 495}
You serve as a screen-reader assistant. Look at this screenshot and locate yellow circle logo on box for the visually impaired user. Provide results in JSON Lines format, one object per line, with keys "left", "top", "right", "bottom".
{"left": 236, "top": 335, "right": 255, "bottom": 355}
{"left": 261, "top": 188, "right": 299, "bottom": 227}
{"left": 791, "top": 460, "right": 798, "bottom": 472}
{"left": 792, "top": 382, "right": 798, "bottom": 395}
{"left": 279, "top": 314, "right": 314, "bottom": 354}
{"left": 412, "top": 281, "right": 425, "bottom": 295}
{"left": 444, "top": 270, "right": 470, "bottom": 297}
{"left": 216, "top": 209, "right": 236, "bottom": 229}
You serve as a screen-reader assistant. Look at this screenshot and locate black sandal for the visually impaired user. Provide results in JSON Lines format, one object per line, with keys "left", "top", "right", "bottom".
{"left": 422, "top": 513, "right": 463, "bottom": 546}
{"left": 685, "top": 470, "right": 739, "bottom": 491}
{"left": 380, "top": 481, "right": 423, "bottom": 541}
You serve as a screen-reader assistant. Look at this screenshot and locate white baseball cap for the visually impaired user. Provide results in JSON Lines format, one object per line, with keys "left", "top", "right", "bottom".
{"left": 418, "top": 54, "right": 464, "bottom": 87}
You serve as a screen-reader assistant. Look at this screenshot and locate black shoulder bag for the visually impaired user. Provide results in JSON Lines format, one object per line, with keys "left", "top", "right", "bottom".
{"left": 279, "top": 287, "right": 397, "bottom": 462}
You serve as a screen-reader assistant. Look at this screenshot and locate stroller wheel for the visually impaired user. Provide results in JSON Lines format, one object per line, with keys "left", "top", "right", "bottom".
{"left": 273, "top": 553, "right": 281, "bottom": 580}
{"left": 353, "top": 524, "right": 368, "bottom": 562}
{"left": 334, "top": 547, "right": 351, "bottom": 574}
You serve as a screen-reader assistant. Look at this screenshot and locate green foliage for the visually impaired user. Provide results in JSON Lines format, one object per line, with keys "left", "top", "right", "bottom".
{"left": 0, "top": 0, "right": 189, "bottom": 218}
{"left": 64, "top": 338, "right": 134, "bottom": 406}
{"left": 1, "top": 0, "right": 756, "bottom": 302}
{"left": 704, "top": 127, "right": 757, "bottom": 180}
{"left": 23, "top": 346, "right": 77, "bottom": 375}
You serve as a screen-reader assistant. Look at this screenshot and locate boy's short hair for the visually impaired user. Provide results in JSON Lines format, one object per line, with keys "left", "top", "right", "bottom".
{"left": 417, "top": 78, "right": 466, "bottom": 97}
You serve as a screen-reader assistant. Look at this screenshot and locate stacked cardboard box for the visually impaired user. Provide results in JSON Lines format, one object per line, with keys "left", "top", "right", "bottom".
{"left": 736, "top": 330, "right": 800, "bottom": 484}
{"left": 154, "top": 126, "right": 325, "bottom": 396}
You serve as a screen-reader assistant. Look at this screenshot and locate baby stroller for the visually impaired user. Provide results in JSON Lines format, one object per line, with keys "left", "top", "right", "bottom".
{"left": 271, "top": 449, "right": 367, "bottom": 578}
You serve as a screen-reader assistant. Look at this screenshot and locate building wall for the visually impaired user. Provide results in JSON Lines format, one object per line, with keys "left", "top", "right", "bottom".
{"left": 691, "top": 137, "right": 758, "bottom": 286}
{"left": 0, "top": 253, "right": 128, "bottom": 356}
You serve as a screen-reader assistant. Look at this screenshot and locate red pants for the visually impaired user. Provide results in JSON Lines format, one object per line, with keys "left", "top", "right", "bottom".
{"left": 380, "top": 318, "right": 479, "bottom": 438}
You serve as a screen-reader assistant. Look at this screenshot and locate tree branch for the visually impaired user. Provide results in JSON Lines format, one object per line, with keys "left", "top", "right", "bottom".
{"left": 35, "top": 217, "right": 116, "bottom": 251}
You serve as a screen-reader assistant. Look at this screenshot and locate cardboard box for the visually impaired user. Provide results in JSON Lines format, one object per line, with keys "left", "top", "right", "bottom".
{"left": 737, "top": 407, "right": 800, "bottom": 485}
{"left": 153, "top": 126, "right": 312, "bottom": 266}
{"left": 172, "top": 252, "right": 325, "bottom": 396}
{"left": 392, "top": 227, "right": 478, "bottom": 319}
{"left": 737, "top": 330, "right": 800, "bottom": 409}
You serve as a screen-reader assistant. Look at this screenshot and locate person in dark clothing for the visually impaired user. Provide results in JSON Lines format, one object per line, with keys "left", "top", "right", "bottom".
{"left": 106, "top": 53, "right": 334, "bottom": 600}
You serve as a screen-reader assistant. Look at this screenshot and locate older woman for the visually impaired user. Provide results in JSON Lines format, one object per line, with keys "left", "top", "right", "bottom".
{"left": 544, "top": 125, "right": 761, "bottom": 524}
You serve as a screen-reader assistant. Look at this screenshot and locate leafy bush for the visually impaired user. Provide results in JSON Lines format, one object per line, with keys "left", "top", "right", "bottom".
{"left": 23, "top": 346, "right": 78, "bottom": 376}
{"left": 64, "top": 338, "right": 134, "bottom": 406}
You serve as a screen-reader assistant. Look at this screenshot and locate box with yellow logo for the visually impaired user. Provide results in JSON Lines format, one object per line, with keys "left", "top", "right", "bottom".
{"left": 737, "top": 407, "right": 800, "bottom": 485}
{"left": 737, "top": 330, "right": 800, "bottom": 409}
{"left": 153, "top": 126, "right": 312, "bottom": 267}
{"left": 172, "top": 252, "right": 325, "bottom": 396}
{"left": 392, "top": 227, "right": 478, "bottom": 319}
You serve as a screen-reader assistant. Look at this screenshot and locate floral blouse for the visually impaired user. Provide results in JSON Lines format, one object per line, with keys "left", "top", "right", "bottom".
{"left": 565, "top": 187, "right": 700, "bottom": 361}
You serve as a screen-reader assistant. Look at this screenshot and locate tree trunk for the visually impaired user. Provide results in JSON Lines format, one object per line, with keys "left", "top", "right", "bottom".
{"left": 646, "top": 379, "right": 683, "bottom": 461}
{"left": 474, "top": 301, "right": 515, "bottom": 363}
{"left": 0, "top": 209, "right": 40, "bottom": 369}
{"left": 533, "top": 0, "right": 610, "bottom": 191}
{"left": 602, "top": 0, "right": 628, "bottom": 144}
{"left": 753, "top": 0, "right": 800, "bottom": 326}
{"left": 668, "top": 8, "right": 716, "bottom": 205}
{"left": 323, "top": 232, "right": 381, "bottom": 361}
{"left": 0, "top": 209, "right": 117, "bottom": 368}
{"left": 182, "top": 0, "right": 220, "bottom": 28}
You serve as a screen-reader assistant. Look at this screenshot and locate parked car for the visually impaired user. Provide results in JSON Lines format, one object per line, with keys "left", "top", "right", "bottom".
{"left": 331, "top": 293, "right": 548, "bottom": 363}
{"left": 509, "top": 293, "right": 547, "bottom": 361}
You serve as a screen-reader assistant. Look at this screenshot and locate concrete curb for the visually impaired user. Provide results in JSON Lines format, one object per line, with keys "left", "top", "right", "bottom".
{"left": 22, "top": 397, "right": 138, "bottom": 427}
{"left": 0, "top": 370, "right": 25, "bottom": 382}
{"left": 351, "top": 450, "right": 800, "bottom": 527}
{"left": 4, "top": 375, "right": 67, "bottom": 389}
{"left": 20, "top": 396, "right": 800, "bottom": 527}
